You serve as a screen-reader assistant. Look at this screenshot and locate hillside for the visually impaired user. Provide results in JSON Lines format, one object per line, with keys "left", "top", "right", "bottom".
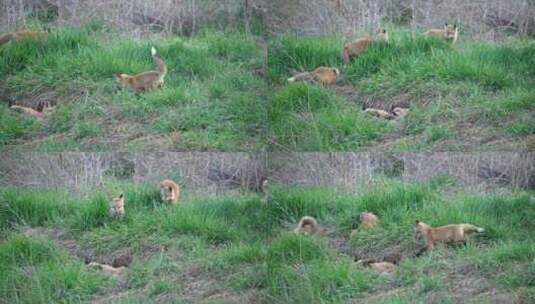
{"left": 0, "top": 179, "right": 533, "bottom": 302}
{"left": 1, "top": 25, "right": 534, "bottom": 151}
{"left": 0, "top": 25, "right": 268, "bottom": 151}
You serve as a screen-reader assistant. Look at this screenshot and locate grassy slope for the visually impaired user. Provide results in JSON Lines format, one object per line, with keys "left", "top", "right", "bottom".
{"left": 0, "top": 25, "right": 268, "bottom": 151}
{"left": 268, "top": 29, "right": 535, "bottom": 151}
{"left": 1, "top": 25, "right": 534, "bottom": 152}
{"left": 1, "top": 179, "right": 533, "bottom": 303}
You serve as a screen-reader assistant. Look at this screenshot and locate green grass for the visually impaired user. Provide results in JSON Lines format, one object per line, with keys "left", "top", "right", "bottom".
{"left": 0, "top": 179, "right": 533, "bottom": 302}
{"left": 0, "top": 27, "right": 268, "bottom": 151}
{"left": 2, "top": 25, "right": 534, "bottom": 151}
{"left": 268, "top": 28, "right": 535, "bottom": 151}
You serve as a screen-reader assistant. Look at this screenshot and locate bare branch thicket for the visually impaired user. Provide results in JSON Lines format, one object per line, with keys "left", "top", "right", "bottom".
{"left": 0, "top": 153, "right": 533, "bottom": 194}
{"left": 2, "top": 0, "right": 533, "bottom": 39}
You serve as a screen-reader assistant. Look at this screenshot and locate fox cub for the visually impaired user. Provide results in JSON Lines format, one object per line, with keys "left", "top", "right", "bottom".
{"left": 10, "top": 104, "right": 55, "bottom": 120}
{"left": 342, "top": 29, "right": 389, "bottom": 64}
{"left": 110, "top": 193, "right": 125, "bottom": 218}
{"left": 415, "top": 220, "right": 484, "bottom": 249}
{"left": 425, "top": 23, "right": 458, "bottom": 44}
{"left": 160, "top": 179, "right": 180, "bottom": 205}
{"left": 294, "top": 216, "right": 319, "bottom": 235}
{"left": 116, "top": 47, "right": 167, "bottom": 93}
{"left": 287, "top": 67, "right": 340, "bottom": 85}
{"left": 0, "top": 29, "right": 48, "bottom": 46}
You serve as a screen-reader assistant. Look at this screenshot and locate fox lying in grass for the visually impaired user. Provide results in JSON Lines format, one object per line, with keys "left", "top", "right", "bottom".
{"left": 110, "top": 193, "right": 125, "bottom": 218}
{"left": 415, "top": 220, "right": 484, "bottom": 249}
{"left": 87, "top": 262, "right": 126, "bottom": 277}
{"left": 160, "top": 179, "right": 180, "bottom": 205}
{"left": 294, "top": 216, "right": 320, "bottom": 235}
{"left": 342, "top": 29, "right": 389, "bottom": 64}
{"left": 115, "top": 47, "right": 167, "bottom": 93}
{"left": 10, "top": 104, "right": 55, "bottom": 120}
{"left": 0, "top": 29, "right": 48, "bottom": 46}
{"left": 425, "top": 23, "right": 459, "bottom": 44}
{"left": 287, "top": 67, "right": 340, "bottom": 85}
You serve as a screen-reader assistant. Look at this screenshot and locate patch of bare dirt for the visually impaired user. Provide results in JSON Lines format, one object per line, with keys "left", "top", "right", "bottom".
{"left": 332, "top": 84, "right": 411, "bottom": 111}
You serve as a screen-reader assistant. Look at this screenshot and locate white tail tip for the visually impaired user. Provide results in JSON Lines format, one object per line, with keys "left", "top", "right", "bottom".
{"left": 477, "top": 228, "right": 485, "bottom": 233}
{"left": 151, "top": 47, "right": 157, "bottom": 56}
{"left": 287, "top": 77, "right": 295, "bottom": 83}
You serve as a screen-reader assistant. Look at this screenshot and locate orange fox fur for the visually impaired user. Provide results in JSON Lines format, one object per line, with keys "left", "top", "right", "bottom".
{"left": 160, "top": 179, "right": 180, "bottom": 205}
{"left": 294, "top": 216, "right": 319, "bottom": 235}
{"left": 342, "top": 29, "right": 389, "bottom": 64}
{"left": 110, "top": 193, "right": 125, "bottom": 218}
{"left": 287, "top": 66, "right": 340, "bottom": 85}
{"left": 0, "top": 29, "right": 48, "bottom": 46}
{"left": 425, "top": 23, "right": 458, "bottom": 44}
{"left": 360, "top": 212, "right": 378, "bottom": 229}
{"left": 415, "top": 220, "right": 484, "bottom": 249}
{"left": 116, "top": 47, "right": 167, "bottom": 93}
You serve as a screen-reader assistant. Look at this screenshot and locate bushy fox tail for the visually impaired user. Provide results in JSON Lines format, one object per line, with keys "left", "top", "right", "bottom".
{"left": 464, "top": 224, "right": 484, "bottom": 233}
{"left": 287, "top": 72, "right": 312, "bottom": 83}
{"left": 0, "top": 33, "right": 14, "bottom": 46}
{"left": 151, "top": 47, "right": 167, "bottom": 78}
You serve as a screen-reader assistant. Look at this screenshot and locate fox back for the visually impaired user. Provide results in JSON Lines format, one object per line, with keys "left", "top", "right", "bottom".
{"left": 116, "top": 47, "right": 167, "bottom": 93}
{"left": 160, "top": 179, "right": 180, "bottom": 205}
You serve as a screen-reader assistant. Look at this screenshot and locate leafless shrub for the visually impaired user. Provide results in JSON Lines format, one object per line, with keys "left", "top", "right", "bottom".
{"left": 2, "top": 1, "right": 533, "bottom": 39}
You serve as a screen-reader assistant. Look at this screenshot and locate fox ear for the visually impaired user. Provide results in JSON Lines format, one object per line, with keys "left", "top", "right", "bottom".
{"left": 118, "top": 193, "right": 124, "bottom": 199}
{"left": 445, "top": 23, "right": 448, "bottom": 27}
{"left": 415, "top": 220, "right": 420, "bottom": 224}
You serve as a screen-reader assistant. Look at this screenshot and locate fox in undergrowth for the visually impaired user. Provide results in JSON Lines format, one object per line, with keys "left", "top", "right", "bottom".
{"left": 287, "top": 66, "right": 340, "bottom": 85}
{"left": 110, "top": 193, "right": 125, "bottom": 218}
{"left": 425, "top": 23, "right": 459, "bottom": 44}
{"left": 115, "top": 47, "right": 167, "bottom": 93}
{"left": 294, "top": 216, "right": 320, "bottom": 235}
{"left": 342, "top": 29, "right": 389, "bottom": 64}
{"left": 415, "top": 220, "right": 484, "bottom": 250}
{"left": 0, "top": 28, "right": 48, "bottom": 46}
{"left": 160, "top": 179, "right": 180, "bottom": 205}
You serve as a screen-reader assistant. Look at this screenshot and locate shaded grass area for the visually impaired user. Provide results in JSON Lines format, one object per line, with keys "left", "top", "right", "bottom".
{"left": 0, "top": 26, "right": 268, "bottom": 151}
{"left": 268, "top": 29, "right": 535, "bottom": 151}
{"left": 1, "top": 179, "right": 533, "bottom": 302}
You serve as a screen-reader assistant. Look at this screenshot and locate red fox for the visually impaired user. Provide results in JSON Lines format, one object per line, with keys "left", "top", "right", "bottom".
{"left": 10, "top": 104, "right": 55, "bottom": 120}
{"left": 110, "top": 193, "right": 125, "bottom": 218}
{"left": 87, "top": 262, "right": 126, "bottom": 277}
{"left": 115, "top": 47, "right": 167, "bottom": 93}
{"left": 342, "top": 29, "right": 389, "bottom": 64}
{"left": 425, "top": 23, "right": 459, "bottom": 44}
{"left": 415, "top": 220, "right": 484, "bottom": 249}
{"left": 287, "top": 66, "right": 340, "bottom": 85}
{"left": 294, "top": 216, "right": 319, "bottom": 235}
{"left": 160, "top": 179, "right": 180, "bottom": 205}
{"left": 0, "top": 29, "right": 48, "bottom": 46}
{"left": 360, "top": 212, "right": 378, "bottom": 229}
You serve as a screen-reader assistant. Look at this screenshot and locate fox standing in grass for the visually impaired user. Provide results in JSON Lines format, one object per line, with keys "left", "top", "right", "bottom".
{"left": 425, "top": 23, "right": 459, "bottom": 44}
{"left": 110, "top": 193, "right": 125, "bottom": 218}
{"left": 415, "top": 220, "right": 484, "bottom": 250}
{"left": 287, "top": 67, "right": 340, "bottom": 85}
{"left": 115, "top": 47, "right": 167, "bottom": 93}
{"left": 160, "top": 179, "right": 180, "bottom": 205}
{"left": 342, "top": 29, "right": 389, "bottom": 64}
{"left": 294, "top": 216, "right": 319, "bottom": 235}
{"left": 0, "top": 28, "right": 48, "bottom": 46}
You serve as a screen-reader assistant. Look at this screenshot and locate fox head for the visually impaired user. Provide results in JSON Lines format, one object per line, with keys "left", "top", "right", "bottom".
{"left": 160, "top": 183, "right": 173, "bottom": 201}
{"left": 414, "top": 220, "right": 430, "bottom": 234}
{"left": 112, "top": 193, "right": 125, "bottom": 210}
{"left": 443, "top": 23, "right": 458, "bottom": 39}
{"left": 377, "top": 29, "right": 389, "bottom": 42}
